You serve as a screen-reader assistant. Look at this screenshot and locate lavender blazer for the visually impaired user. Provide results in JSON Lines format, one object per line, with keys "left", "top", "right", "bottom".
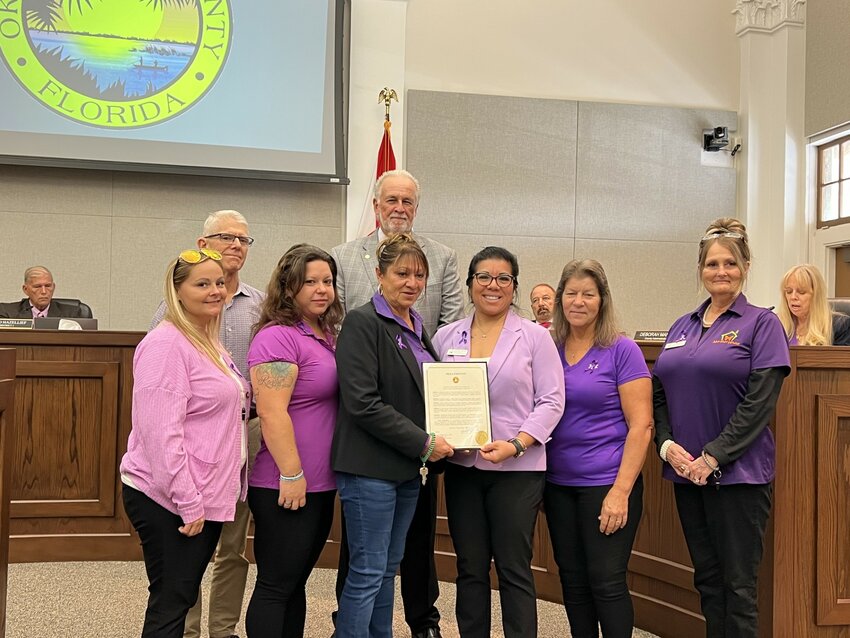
{"left": 432, "top": 311, "right": 565, "bottom": 472}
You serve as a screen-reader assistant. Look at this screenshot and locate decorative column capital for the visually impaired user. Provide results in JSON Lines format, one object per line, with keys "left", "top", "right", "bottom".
{"left": 733, "top": 0, "right": 806, "bottom": 36}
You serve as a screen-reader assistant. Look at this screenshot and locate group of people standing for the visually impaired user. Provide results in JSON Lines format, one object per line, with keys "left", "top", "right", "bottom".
{"left": 120, "top": 168, "right": 839, "bottom": 638}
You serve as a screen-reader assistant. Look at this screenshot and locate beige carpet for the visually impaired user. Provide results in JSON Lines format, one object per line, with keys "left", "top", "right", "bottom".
{"left": 6, "top": 562, "right": 659, "bottom": 637}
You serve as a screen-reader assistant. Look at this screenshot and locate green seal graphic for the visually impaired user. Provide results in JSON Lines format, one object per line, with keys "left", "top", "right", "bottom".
{"left": 0, "top": 0, "right": 231, "bottom": 128}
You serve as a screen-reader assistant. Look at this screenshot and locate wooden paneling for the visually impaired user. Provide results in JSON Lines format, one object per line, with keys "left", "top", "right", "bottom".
{"left": 816, "top": 395, "right": 850, "bottom": 625}
{"left": 1, "top": 330, "right": 142, "bottom": 562}
{"left": 0, "top": 348, "right": 17, "bottom": 638}
{"left": 12, "top": 361, "right": 118, "bottom": 518}
{"left": 9, "top": 334, "right": 850, "bottom": 637}
{"left": 769, "top": 347, "right": 850, "bottom": 637}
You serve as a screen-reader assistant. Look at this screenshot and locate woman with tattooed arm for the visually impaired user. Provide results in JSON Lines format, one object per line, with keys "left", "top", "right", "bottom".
{"left": 244, "top": 244, "right": 344, "bottom": 638}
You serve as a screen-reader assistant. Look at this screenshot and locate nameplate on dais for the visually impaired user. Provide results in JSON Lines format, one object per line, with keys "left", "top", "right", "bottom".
{"left": 0, "top": 318, "right": 34, "bottom": 329}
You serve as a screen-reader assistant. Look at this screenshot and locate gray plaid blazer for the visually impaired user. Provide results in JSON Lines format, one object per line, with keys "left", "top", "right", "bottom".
{"left": 330, "top": 231, "right": 465, "bottom": 337}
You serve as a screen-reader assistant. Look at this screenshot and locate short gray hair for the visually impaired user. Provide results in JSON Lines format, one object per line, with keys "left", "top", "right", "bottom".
{"left": 23, "top": 266, "right": 52, "bottom": 284}
{"left": 202, "top": 210, "right": 248, "bottom": 236}
{"left": 373, "top": 169, "right": 421, "bottom": 204}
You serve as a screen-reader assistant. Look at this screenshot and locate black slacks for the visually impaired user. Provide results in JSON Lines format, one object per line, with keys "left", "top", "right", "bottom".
{"left": 334, "top": 477, "right": 441, "bottom": 632}
{"left": 122, "top": 485, "right": 223, "bottom": 638}
{"left": 674, "top": 482, "right": 772, "bottom": 638}
{"left": 543, "top": 477, "right": 643, "bottom": 638}
{"left": 246, "top": 487, "right": 336, "bottom": 638}
{"left": 444, "top": 464, "right": 544, "bottom": 638}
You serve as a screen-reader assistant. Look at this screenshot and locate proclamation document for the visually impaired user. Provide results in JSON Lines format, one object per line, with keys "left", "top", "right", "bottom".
{"left": 423, "top": 362, "right": 492, "bottom": 449}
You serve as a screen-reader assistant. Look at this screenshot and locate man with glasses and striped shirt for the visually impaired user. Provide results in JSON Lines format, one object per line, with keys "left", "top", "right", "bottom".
{"left": 150, "top": 209, "right": 265, "bottom": 638}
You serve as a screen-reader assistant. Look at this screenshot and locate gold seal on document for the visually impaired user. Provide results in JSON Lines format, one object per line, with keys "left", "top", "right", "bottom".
{"left": 475, "top": 431, "right": 488, "bottom": 446}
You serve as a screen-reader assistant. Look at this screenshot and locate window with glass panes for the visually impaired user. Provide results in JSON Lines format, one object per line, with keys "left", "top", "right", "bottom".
{"left": 818, "top": 136, "right": 850, "bottom": 227}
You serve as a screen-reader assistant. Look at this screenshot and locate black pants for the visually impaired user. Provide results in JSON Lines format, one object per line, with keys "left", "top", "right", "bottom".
{"left": 543, "top": 477, "right": 643, "bottom": 638}
{"left": 245, "top": 487, "right": 336, "bottom": 638}
{"left": 334, "top": 477, "right": 441, "bottom": 633}
{"left": 122, "top": 485, "right": 223, "bottom": 638}
{"left": 674, "top": 482, "right": 772, "bottom": 638}
{"left": 444, "top": 464, "right": 544, "bottom": 638}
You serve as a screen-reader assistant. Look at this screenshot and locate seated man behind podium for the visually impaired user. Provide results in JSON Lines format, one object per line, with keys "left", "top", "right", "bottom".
{"left": 0, "top": 266, "right": 85, "bottom": 318}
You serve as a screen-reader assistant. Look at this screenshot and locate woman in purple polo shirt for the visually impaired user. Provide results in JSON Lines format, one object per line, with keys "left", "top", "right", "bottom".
{"left": 433, "top": 246, "right": 565, "bottom": 638}
{"left": 244, "top": 244, "right": 344, "bottom": 638}
{"left": 544, "top": 259, "right": 652, "bottom": 638}
{"left": 652, "top": 218, "right": 790, "bottom": 638}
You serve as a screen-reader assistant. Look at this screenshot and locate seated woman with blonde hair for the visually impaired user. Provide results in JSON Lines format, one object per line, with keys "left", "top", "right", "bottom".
{"left": 779, "top": 264, "right": 850, "bottom": 346}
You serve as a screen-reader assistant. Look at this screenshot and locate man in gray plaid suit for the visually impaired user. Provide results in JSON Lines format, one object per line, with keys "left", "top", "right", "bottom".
{"left": 330, "top": 168, "right": 464, "bottom": 638}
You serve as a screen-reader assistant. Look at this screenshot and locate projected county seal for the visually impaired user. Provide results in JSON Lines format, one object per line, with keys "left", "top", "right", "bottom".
{"left": 0, "top": 0, "right": 231, "bottom": 128}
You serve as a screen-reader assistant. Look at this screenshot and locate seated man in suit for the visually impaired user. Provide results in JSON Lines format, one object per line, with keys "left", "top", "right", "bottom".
{"left": 0, "top": 266, "right": 85, "bottom": 319}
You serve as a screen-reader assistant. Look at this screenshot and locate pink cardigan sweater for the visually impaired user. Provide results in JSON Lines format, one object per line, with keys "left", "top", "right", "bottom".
{"left": 121, "top": 322, "right": 248, "bottom": 524}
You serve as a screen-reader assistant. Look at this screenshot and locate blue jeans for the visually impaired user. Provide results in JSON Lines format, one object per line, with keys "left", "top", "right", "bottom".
{"left": 335, "top": 472, "right": 421, "bottom": 638}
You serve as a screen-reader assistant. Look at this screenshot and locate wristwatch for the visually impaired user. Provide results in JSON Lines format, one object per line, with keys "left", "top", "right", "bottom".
{"left": 508, "top": 437, "right": 526, "bottom": 458}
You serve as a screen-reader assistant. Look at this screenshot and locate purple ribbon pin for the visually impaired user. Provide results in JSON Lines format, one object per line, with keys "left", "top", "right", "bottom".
{"left": 460, "top": 330, "right": 468, "bottom": 345}
{"left": 396, "top": 335, "right": 407, "bottom": 350}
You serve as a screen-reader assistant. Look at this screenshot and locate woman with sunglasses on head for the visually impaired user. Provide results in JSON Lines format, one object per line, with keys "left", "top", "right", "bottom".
{"left": 544, "top": 259, "right": 652, "bottom": 638}
{"left": 432, "top": 246, "right": 565, "bottom": 638}
{"left": 121, "top": 248, "right": 249, "bottom": 638}
{"left": 778, "top": 263, "right": 850, "bottom": 346}
{"left": 244, "top": 244, "right": 343, "bottom": 638}
{"left": 652, "top": 218, "right": 790, "bottom": 638}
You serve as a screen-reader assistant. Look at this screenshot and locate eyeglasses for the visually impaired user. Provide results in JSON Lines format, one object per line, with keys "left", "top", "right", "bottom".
{"left": 472, "top": 272, "right": 516, "bottom": 287}
{"left": 178, "top": 248, "right": 222, "bottom": 263}
{"left": 700, "top": 231, "right": 743, "bottom": 242}
{"left": 204, "top": 233, "right": 255, "bottom": 246}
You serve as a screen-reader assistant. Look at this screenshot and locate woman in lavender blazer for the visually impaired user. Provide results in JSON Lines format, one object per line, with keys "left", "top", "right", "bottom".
{"left": 432, "top": 246, "right": 565, "bottom": 638}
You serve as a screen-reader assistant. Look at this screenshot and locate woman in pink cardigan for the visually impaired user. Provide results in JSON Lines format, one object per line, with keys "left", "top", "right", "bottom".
{"left": 121, "top": 249, "right": 249, "bottom": 638}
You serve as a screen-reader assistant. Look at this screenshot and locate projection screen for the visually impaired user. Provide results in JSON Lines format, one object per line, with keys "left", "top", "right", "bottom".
{"left": 0, "top": 0, "right": 348, "bottom": 183}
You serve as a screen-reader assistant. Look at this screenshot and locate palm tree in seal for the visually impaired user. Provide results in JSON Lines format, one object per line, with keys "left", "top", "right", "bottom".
{"left": 25, "top": 0, "right": 198, "bottom": 32}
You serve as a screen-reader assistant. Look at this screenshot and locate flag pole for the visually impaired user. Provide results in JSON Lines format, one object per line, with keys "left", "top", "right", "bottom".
{"left": 356, "top": 88, "right": 399, "bottom": 237}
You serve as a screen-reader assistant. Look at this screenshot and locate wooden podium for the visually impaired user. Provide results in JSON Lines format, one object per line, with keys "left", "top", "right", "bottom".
{"left": 0, "top": 348, "right": 17, "bottom": 638}
{"left": 6, "top": 329, "right": 850, "bottom": 637}
{"left": 1, "top": 330, "right": 144, "bottom": 563}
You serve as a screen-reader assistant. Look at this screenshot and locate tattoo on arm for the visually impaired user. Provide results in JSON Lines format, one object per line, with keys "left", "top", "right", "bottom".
{"left": 254, "top": 362, "right": 296, "bottom": 391}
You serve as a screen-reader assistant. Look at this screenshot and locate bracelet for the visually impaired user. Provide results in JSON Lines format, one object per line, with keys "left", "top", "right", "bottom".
{"left": 279, "top": 470, "right": 304, "bottom": 482}
{"left": 508, "top": 437, "right": 526, "bottom": 458}
{"left": 700, "top": 450, "right": 719, "bottom": 471}
{"left": 421, "top": 433, "right": 436, "bottom": 462}
{"left": 659, "top": 439, "right": 673, "bottom": 462}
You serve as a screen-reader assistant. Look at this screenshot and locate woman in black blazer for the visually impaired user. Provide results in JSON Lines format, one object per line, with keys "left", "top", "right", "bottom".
{"left": 331, "top": 233, "right": 454, "bottom": 638}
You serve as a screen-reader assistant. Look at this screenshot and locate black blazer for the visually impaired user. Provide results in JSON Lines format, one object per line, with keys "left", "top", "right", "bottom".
{"left": 0, "top": 299, "right": 85, "bottom": 319}
{"left": 833, "top": 313, "right": 850, "bottom": 346}
{"left": 332, "top": 299, "right": 440, "bottom": 482}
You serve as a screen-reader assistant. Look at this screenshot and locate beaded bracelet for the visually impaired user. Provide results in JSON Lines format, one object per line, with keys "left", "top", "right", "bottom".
{"left": 279, "top": 469, "right": 304, "bottom": 482}
{"left": 700, "top": 450, "right": 719, "bottom": 471}
{"left": 659, "top": 439, "right": 673, "bottom": 462}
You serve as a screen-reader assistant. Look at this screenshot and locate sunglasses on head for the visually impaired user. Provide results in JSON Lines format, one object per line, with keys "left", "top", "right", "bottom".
{"left": 178, "top": 248, "right": 222, "bottom": 264}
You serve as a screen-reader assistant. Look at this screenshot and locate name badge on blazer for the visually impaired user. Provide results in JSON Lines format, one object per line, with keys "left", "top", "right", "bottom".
{"left": 447, "top": 348, "right": 468, "bottom": 356}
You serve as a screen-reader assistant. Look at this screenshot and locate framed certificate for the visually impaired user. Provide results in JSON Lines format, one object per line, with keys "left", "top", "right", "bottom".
{"left": 423, "top": 361, "right": 492, "bottom": 449}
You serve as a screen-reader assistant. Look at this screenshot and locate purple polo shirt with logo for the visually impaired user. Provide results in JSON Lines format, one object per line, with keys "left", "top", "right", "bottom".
{"left": 547, "top": 336, "right": 650, "bottom": 486}
{"left": 653, "top": 294, "right": 790, "bottom": 485}
{"left": 247, "top": 321, "right": 338, "bottom": 492}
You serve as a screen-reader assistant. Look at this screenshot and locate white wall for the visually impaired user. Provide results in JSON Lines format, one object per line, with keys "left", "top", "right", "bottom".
{"left": 404, "top": 0, "right": 739, "bottom": 109}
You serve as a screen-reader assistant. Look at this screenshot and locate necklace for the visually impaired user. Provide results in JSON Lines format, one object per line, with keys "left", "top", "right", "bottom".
{"left": 565, "top": 336, "right": 593, "bottom": 363}
{"left": 702, "top": 301, "right": 733, "bottom": 328}
{"left": 472, "top": 316, "right": 505, "bottom": 339}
